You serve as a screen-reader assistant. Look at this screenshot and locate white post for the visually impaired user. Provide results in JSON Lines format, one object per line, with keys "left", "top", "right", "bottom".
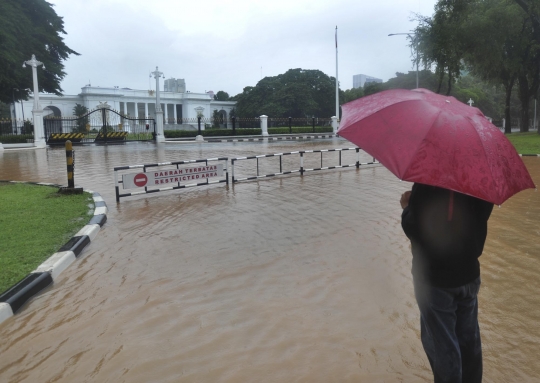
{"left": 150, "top": 66, "right": 165, "bottom": 142}
{"left": 173, "top": 104, "right": 177, "bottom": 125}
{"left": 331, "top": 116, "right": 338, "bottom": 134}
{"left": 260, "top": 115, "right": 268, "bottom": 136}
{"left": 335, "top": 26, "right": 339, "bottom": 120}
{"left": 23, "top": 55, "right": 46, "bottom": 148}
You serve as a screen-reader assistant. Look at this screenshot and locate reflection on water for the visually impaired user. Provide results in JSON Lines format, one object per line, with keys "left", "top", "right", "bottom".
{"left": 0, "top": 141, "right": 539, "bottom": 382}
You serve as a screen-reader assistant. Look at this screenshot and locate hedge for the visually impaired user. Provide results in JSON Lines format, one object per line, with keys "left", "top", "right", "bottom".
{"left": 0, "top": 135, "right": 34, "bottom": 144}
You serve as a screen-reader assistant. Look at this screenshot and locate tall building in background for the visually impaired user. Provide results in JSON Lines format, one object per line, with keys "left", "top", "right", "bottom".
{"left": 164, "top": 78, "right": 186, "bottom": 93}
{"left": 353, "top": 74, "right": 382, "bottom": 89}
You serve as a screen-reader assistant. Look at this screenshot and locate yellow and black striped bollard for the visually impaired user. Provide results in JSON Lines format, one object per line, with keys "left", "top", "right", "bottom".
{"left": 65, "top": 140, "right": 74, "bottom": 188}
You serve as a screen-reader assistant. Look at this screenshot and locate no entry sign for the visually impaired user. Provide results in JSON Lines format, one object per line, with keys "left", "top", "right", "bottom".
{"left": 122, "top": 164, "right": 224, "bottom": 189}
{"left": 133, "top": 173, "right": 148, "bottom": 187}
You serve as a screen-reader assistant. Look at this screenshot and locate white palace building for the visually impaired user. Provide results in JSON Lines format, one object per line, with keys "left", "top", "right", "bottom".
{"left": 16, "top": 77, "right": 236, "bottom": 129}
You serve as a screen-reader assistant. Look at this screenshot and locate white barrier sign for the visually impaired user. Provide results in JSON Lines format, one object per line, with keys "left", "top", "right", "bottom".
{"left": 122, "top": 164, "right": 224, "bottom": 189}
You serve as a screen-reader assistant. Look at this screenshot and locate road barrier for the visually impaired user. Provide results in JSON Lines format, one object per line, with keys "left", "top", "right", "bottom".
{"left": 114, "top": 157, "right": 229, "bottom": 202}
{"left": 231, "top": 147, "right": 377, "bottom": 182}
{"left": 113, "top": 148, "right": 378, "bottom": 202}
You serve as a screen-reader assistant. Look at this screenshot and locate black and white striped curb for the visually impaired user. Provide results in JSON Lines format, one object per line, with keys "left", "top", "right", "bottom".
{"left": 205, "top": 134, "right": 336, "bottom": 143}
{"left": 0, "top": 181, "right": 107, "bottom": 324}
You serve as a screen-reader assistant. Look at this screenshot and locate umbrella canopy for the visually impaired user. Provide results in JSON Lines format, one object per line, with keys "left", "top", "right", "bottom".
{"left": 338, "top": 88, "right": 535, "bottom": 205}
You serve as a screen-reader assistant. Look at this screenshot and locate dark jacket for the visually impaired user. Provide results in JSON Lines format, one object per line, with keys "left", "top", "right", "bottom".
{"left": 401, "top": 183, "right": 494, "bottom": 288}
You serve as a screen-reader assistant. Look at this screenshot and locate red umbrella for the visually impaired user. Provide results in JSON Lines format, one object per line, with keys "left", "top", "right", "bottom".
{"left": 338, "top": 88, "right": 535, "bottom": 205}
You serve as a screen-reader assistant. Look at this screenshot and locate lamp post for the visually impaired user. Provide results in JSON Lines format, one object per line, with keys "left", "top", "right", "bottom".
{"left": 150, "top": 66, "right": 165, "bottom": 143}
{"left": 388, "top": 32, "right": 419, "bottom": 89}
{"left": 22, "top": 54, "right": 46, "bottom": 148}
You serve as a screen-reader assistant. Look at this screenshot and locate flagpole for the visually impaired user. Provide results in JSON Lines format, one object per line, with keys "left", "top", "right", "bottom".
{"left": 335, "top": 26, "right": 339, "bottom": 120}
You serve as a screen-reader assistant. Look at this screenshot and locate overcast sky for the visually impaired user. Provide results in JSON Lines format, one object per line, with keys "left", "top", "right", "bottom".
{"left": 48, "top": 0, "right": 437, "bottom": 96}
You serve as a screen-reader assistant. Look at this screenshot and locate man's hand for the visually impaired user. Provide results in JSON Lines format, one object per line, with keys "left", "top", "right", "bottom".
{"left": 400, "top": 191, "right": 412, "bottom": 209}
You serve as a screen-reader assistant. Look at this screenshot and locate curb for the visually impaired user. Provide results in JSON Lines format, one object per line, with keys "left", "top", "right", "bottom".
{"left": 0, "top": 182, "right": 108, "bottom": 325}
{"left": 205, "top": 134, "right": 336, "bottom": 143}
{"left": 520, "top": 154, "right": 540, "bottom": 156}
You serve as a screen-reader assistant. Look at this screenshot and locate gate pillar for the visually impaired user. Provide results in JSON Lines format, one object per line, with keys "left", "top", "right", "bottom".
{"left": 155, "top": 110, "right": 165, "bottom": 143}
{"left": 260, "top": 115, "right": 268, "bottom": 136}
{"left": 331, "top": 116, "right": 339, "bottom": 134}
{"left": 33, "top": 109, "right": 46, "bottom": 148}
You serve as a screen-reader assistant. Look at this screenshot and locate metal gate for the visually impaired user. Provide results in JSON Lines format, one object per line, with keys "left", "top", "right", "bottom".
{"left": 44, "top": 107, "right": 156, "bottom": 144}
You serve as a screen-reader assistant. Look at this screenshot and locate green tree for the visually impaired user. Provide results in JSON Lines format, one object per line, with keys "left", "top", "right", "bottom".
{"left": 459, "top": 0, "right": 524, "bottom": 132}
{"left": 414, "top": 0, "right": 470, "bottom": 95}
{"left": 72, "top": 103, "right": 88, "bottom": 133}
{"left": 214, "top": 91, "right": 230, "bottom": 101}
{"left": 212, "top": 109, "right": 224, "bottom": 128}
{"left": 363, "top": 82, "right": 385, "bottom": 97}
{"left": 512, "top": 0, "right": 540, "bottom": 132}
{"left": 234, "top": 68, "right": 336, "bottom": 118}
{"left": 0, "top": 0, "right": 79, "bottom": 104}
{"left": 341, "top": 87, "right": 364, "bottom": 104}
{"left": 0, "top": 102, "right": 10, "bottom": 119}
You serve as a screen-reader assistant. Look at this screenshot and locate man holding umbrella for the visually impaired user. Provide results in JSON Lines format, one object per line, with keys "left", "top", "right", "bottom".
{"left": 337, "top": 88, "right": 535, "bottom": 382}
{"left": 400, "top": 184, "right": 492, "bottom": 382}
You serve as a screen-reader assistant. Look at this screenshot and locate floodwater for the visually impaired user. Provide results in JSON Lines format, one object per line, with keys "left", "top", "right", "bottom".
{"left": 0, "top": 139, "right": 539, "bottom": 382}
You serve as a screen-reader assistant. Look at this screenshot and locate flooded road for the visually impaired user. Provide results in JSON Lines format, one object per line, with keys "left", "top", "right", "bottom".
{"left": 0, "top": 139, "right": 539, "bottom": 382}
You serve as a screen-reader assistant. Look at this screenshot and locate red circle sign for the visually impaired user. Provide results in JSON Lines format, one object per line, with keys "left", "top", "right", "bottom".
{"left": 134, "top": 173, "right": 148, "bottom": 187}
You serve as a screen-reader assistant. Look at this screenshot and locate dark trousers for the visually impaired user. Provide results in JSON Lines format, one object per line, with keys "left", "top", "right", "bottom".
{"left": 413, "top": 276, "right": 482, "bottom": 383}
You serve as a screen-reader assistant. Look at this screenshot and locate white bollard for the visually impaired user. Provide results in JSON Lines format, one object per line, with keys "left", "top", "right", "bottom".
{"left": 331, "top": 116, "right": 339, "bottom": 134}
{"left": 260, "top": 115, "right": 268, "bottom": 136}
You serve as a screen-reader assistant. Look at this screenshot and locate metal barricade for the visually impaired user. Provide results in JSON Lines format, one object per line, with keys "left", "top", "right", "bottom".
{"left": 231, "top": 148, "right": 377, "bottom": 183}
{"left": 114, "top": 157, "right": 228, "bottom": 202}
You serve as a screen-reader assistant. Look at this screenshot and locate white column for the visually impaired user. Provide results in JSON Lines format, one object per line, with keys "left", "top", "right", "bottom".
{"left": 144, "top": 103, "right": 149, "bottom": 119}
{"left": 260, "top": 115, "right": 268, "bottom": 136}
{"left": 173, "top": 104, "right": 177, "bottom": 124}
{"left": 164, "top": 103, "right": 168, "bottom": 124}
{"left": 331, "top": 116, "right": 339, "bottom": 134}
{"left": 135, "top": 103, "right": 139, "bottom": 119}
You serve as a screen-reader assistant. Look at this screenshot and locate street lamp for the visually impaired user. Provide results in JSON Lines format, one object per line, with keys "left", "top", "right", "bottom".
{"left": 22, "top": 54, "right": 46, "bottom": 148}
{"left": 149, "top": 66, "right": 166, "bottom": 143}
{"left": 388, "top": 32, "right": 419, "bottom": 89}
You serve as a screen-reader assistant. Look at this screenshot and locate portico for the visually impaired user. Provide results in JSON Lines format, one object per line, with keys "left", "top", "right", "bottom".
{"left": 20, "top": 83, "right": 236, "bottom": 130}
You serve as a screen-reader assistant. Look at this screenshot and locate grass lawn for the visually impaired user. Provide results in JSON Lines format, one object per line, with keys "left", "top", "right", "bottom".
{"left": 0, "top": 183, "right": 94, "bottom": 293}
{"left": 505, "top": 132, "right": 540, "bottom": 154}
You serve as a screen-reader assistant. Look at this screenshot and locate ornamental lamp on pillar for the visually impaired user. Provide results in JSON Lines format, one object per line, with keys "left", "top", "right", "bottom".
{"left": 22, "top": 55, "right": 47, "bottom": 148}
{"left": 150, "top": 66, "right": 165, "bottom": 143}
